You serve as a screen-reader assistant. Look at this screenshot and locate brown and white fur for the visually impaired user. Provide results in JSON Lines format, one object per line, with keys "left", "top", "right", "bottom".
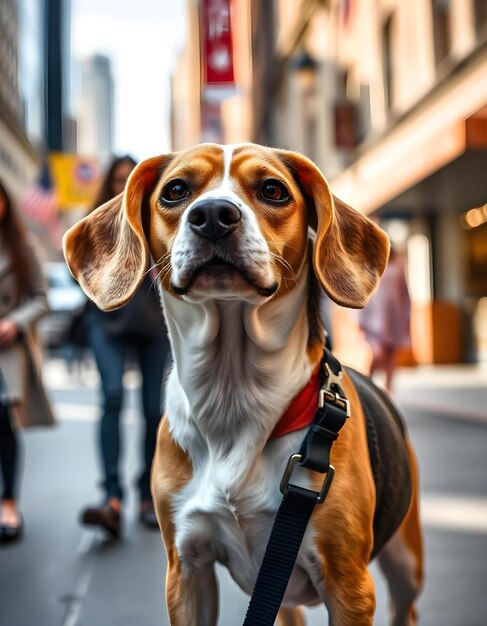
{"left": 63, "top": 143, "right": 423, "bottom": 626}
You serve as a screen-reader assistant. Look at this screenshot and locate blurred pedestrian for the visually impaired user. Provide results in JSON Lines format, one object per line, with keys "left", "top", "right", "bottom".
{"left": 64, "top": 298, "right": 90, "bottom": 377}
{"left": 0, "top": 179, "right": 55, "bottom": 544}
{"left": 80, "top": 156, "right": 170, "bottom": 538}
{"left": 359, "top": 247, "right": 411, "bottom": 394}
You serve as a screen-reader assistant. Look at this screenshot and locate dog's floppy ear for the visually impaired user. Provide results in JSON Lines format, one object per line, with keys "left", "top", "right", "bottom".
{"left": 63, "top": 155, "right": 169, "bottom": 311}
{"left": 280, "top": 150, "right": 390, "bottom": 308}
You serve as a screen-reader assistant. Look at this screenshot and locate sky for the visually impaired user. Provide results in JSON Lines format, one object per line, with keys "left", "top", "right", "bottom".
{"left": 71, "top": 0, "right": 187, "bottom": 160}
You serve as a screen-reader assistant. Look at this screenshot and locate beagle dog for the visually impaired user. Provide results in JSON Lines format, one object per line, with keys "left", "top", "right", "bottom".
{"left": 63, "top": 143, "right": 423, "bottom": 626}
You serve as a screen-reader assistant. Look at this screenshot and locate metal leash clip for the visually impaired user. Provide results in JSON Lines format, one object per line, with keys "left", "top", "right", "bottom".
{"left": 319, "top": 362, "right": 350, "bottom": 416}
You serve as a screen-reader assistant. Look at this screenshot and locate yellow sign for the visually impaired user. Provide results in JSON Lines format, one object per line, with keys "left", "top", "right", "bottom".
{"left": 49, "top": 153, "right": 101, "bottom": 211}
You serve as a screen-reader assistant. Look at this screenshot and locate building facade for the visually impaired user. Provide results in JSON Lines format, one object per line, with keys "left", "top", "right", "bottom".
{"left": 0, "top": 0, "right": 39, "bottom": 197}
{"left": 171, "top": 0, "right": 487, "bottom": 364}
{"left": 296, "top": 0, "right": 486, "bottom": 365}
{"left": 0, "top": 0, "right": 73, "bottom": 198}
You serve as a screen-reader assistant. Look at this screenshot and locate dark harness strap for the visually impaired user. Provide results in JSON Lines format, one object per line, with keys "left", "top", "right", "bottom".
{"left": 345, "top": 368, "right": 412, "bottom": 558}
{"left": 243, "top": 348, "right": 348, "bottom": 626}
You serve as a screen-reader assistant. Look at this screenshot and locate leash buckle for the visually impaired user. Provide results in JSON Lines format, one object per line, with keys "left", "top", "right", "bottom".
{"left": 280, "top": 453, "right": 335, "bottom": 504}
{"left": 323, "top": 360, "right": 343, "bottom": 387}
{"left": 319, "top": 362, "right": 350, "bottom": 416}
{"left": 319, "top": 389, "right": 350, "bottom": 416}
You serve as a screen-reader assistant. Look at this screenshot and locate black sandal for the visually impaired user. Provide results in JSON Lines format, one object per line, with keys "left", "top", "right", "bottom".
{"left": 0, "top": 516, "right": 23, "bottom": 545}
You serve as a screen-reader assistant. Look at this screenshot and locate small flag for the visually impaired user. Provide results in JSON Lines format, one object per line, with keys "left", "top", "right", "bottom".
{"left": 20, "top": 162, "right": 62, "bottom": 248}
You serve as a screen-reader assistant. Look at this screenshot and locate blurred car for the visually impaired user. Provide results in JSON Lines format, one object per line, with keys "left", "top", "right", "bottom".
{"left": 38, "top": 262, "right": 87, "bottom": 349}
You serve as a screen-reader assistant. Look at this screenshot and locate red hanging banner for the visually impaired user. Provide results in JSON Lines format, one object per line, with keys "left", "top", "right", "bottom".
{"left": 201, "top": 0, "right": 235, "bottom": 86}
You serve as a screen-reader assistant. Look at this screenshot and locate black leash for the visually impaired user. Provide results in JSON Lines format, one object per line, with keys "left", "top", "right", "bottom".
{"left": 243, "top": 348, "right": 349, "bottom": 626}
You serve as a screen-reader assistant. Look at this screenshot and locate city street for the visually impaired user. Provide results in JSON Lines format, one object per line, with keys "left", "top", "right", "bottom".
{"left": 2, "top": 1, "right": 487, "bottom": 625}
{"left": 1, "top": 358, "right": 487, "bottom": 626}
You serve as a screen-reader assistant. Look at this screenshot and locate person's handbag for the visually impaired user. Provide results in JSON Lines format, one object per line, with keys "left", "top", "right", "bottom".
{"left": 0, "top": 341, "right": 26, "bottom": 407}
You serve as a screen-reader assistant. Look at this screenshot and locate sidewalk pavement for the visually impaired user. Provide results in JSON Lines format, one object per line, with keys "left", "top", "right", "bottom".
{"left": 43, "top": 357, "right": 487, "bottom": 425}
{"left": 393, "top": 364, "right": 487, "bottom": 424}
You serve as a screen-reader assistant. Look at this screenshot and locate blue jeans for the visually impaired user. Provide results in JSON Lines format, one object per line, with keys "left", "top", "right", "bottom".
{"left": 88, "top": 319, "right": 169, "bottom": 502}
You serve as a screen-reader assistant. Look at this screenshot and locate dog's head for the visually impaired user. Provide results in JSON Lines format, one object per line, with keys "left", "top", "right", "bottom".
{"left": 63, "top": 143, "right": 389, "bottom": 310}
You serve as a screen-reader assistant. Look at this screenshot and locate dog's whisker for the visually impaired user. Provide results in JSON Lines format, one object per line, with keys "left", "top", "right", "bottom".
{"left": 269, "top": 259, "right": 296, "bottom": 287}
{"left": 266, "top": 233, "right": 300, "bottom": 256}
{"left": 147, "top": 252, "right": 172, "bottom": 276}
{"left": 158, "top": 263, "right": 173, "bottom": 285}
{"left": 149, "top": 261, "right": 173, "bottom": 290}
{"left": 268, "top": 251, "right": 293, "bottom": 274}
{"left": 144, "top": 257, "right": 173, "bottom": 294}
{"left": 157, "top": 261, "right": 172, "bottom": 279}
{"left": 268, "top": 252, "right": 296, "bottom": 283}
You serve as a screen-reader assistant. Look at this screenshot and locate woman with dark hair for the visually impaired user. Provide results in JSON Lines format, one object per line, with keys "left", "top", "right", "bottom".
{"left": 80, "top": 156, "right": 170, "bottom": 538}
{"left": 0, "top": 179, "right": 54, "bottom": 544}
{"left": 90, "top": 155, "right": 137, "bottom": 208}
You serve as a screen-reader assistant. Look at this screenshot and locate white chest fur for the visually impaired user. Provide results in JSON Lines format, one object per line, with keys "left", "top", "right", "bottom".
{"left": 161, "top": 268, "right": 325, "bottom": 604}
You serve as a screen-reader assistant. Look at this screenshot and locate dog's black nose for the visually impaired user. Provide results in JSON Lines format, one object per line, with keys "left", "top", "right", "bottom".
{"left": 187, "top": 199, "right": 241, "bottom": 241}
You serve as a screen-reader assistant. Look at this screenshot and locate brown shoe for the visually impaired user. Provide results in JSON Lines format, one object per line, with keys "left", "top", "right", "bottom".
{"left": 81, "top": 502, "right": 121, "bottom": 538}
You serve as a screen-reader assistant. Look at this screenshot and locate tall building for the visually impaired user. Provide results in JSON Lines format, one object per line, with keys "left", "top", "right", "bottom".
{"left": 18, "top": 0, "right": 45, "bottom": 150}
{"left": 0, "top": 0, "right": 39, "bottom": 197}
{"left": 77, "top": 54, "right": 114, "bottom": 166}
{"left": 0, "top": 0, "right": 72, "bottom": 197}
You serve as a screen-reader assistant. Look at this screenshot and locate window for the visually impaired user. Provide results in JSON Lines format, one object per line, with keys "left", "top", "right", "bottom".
{"left": 432, "top": 0, "right": 452, "bottom": 66}
{"left": 473, "top": 0, "right": 487, "bottom": 39}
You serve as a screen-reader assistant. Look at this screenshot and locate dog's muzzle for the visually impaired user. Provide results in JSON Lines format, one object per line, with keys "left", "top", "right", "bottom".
{"left": 188, "top": 199, "right": 242, "bottom": 242}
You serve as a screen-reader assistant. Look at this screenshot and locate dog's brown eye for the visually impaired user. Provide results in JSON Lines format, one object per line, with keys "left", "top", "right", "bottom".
{"left": 260, "top": 180, "right": 289, "bottom": 204}
{"left": 161, "top": 180, "right": 190, "bottom": 204}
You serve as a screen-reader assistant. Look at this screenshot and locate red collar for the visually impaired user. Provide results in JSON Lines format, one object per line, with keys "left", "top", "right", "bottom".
{"left": 269, "top": 364, "right": 321, "bottom": 440}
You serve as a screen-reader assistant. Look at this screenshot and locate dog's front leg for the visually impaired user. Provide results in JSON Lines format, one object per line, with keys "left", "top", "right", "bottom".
{"left": 155, "top": 494, "right": 219, "bottom": 625}
{"left": 166, "top": 556, "right": 218, "bottom": 626}
{"left": 324, "top": 563, "right": 375, "bottom": 626}
{"left": 152, "top": 420, "right": 218, "bottom": 625}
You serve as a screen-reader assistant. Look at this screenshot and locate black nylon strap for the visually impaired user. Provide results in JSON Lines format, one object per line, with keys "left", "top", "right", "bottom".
{"left": 299, "top": 403, "right": 345, "bottom": 472}
{"left": 243, "top": 348, "right": 349, "bottom": 625}
{"left": 243, "top": 485, "right": 317, "bottom": 626}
